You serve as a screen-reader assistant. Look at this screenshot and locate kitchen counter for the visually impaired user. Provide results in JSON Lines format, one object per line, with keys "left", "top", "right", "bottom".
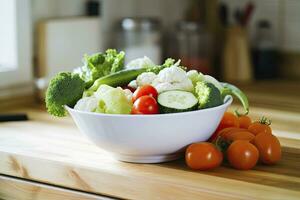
{"left": 0, "top": 105, "right": 300, "bottom": 200}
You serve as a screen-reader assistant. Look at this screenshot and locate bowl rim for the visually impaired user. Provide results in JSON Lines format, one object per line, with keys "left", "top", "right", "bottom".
{"left": 66, "top": 95, "right": 233, "bottom": 118}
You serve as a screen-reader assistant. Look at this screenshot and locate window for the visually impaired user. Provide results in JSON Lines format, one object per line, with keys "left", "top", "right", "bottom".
{"left": 0, "top": 0, "right": 32, "bottom": 92}
{"left": 0, "top": 0, "right": 17, "bottom": 71}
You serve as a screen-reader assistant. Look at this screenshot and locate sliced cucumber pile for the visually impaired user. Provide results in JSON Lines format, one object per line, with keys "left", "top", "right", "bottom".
{"left": 158, "top": 90, "right": 198, "bottom": 113}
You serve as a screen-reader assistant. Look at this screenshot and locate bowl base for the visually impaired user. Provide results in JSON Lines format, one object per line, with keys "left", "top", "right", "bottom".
{"left": 112, "top": 153, "right": 183, "bottom": 163}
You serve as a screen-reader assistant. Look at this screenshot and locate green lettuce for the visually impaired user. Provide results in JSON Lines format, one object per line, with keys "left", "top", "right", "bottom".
{"left": 77, "top": 49, "right": 125, "bottom": 87}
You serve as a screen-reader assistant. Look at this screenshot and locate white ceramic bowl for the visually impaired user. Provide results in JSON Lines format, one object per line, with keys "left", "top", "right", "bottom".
{"left": 66, "top": 96, "right": 232, "bottom": 163}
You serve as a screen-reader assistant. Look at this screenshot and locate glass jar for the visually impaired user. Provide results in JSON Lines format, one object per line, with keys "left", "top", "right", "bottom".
{"left": 175, "top": 21, "right": 213, "bottom": 74}
{"left": 116, "top": 17, "right": 162, "bottom": 65}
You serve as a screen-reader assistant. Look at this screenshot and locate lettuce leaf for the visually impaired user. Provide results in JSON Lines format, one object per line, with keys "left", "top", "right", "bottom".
{"left": 77, "top": 49, "right": 125, "bottom": 87}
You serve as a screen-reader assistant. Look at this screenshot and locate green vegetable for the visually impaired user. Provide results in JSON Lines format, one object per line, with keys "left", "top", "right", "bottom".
{"left": 158, "top": 90, "right": 198, "bottom": 113}
{"left": 194, "top": 74, "right": 249, "bottom": 114}
{"left": 95, "top": 85, "right": 132, "bottom": 114}
{"left": 46, "top": 72, "right": 85, "bottom": 117}
{"left": 84, "top": 68, "right": 147, "bottom": 96}
{"left": 195, "top": 81, "right": 223, "bottom": 109}
{"left": 77, "top": 49, "right": 125, "bottom": 87}
{"left": 187, "top": 70, "right": 205, "bottom": 86}
{"left": 147, "top": 58, "right": 176, "bottom": 74}
{"left": 84, "top": 58, "right": 176, "bottom": 96}
{"left": 221, "top": 83, "right": 249, "bottom": 115}
{"left": 204, "top": 75, "right": 223, "bottom": 91}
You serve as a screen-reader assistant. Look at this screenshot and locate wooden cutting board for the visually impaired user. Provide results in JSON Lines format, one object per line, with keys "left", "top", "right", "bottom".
{"left": 0, "top": 106, "right": 299, "bottom": 200}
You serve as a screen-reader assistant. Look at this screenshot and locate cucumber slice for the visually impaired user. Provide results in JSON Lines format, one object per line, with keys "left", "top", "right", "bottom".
{"left": 158, "top": 90, "right": 198, "bottom": 113}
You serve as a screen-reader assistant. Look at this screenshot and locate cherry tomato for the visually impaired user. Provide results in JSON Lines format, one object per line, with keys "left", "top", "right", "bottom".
{"left": 223, "top": 130, "right": 255, "bottom": 142}
{"left": 237, "top": 115, "right": 252, "bottom": 129}
{"left": 216, "top": 112, "right": 239, "bottom": 132}
{"left": 248, "top": 122, "right": 272, "bottom": 135}
{"left": 210, "top": 127, "right": 242, "bottom": 142}
{"left": 248, "top": 117, "right": 272, "bottom": 135}
{"left": 185, "top": 142, "right": 223, "bottom": 170}
{"left": 209, "top": 113, "right": 240, "bottom": 141}
{"left": 131, "top": 96, "right": 158, "bottom": 114}
{"left": 252, "top": 132, "right": 281, "bottom": 165}
{"left": 227, "top": 140, "right": 259, "bottom": 170}
{"left": 218, "top": 127, "right": 244, "bottom": 138}
{"left": 132, "top": 85, "right": 158, "bottom": 102}
{"left": 215, "top": 129, "right": 254, "bottom": 151}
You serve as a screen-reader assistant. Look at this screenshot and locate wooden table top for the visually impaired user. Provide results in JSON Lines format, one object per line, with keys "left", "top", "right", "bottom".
{"left": 0, "top": 105, "right": 299, "bottom": 200}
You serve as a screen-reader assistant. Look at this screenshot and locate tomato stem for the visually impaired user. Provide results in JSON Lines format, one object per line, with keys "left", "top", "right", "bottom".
{"left": 234, "top": 109, "right": 248, "bottom": 117}
{"left": 215, "top": 136, "right": 231, "bottom": 153}
{"left": 259, "top": 116, "right": 272, "bottom": 125}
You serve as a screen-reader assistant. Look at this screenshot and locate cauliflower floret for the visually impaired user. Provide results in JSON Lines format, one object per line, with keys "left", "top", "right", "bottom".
{"left": 134, "top": 65, "right": 193, "bottom": 93}
{"left": 156, "top": 66, "right": 187, "bottom": 83}
{"left": 128, "top": 80, "right": 138, "bottom": 89}
{"left": 126, "top": 56, "right": 155, "bottom": 69}
{"left": 122, "top": 88, "right": 133, "bottom": 102}
{"left": 136, "top": 72, "right": 157, "bottom": 86}
{"left": 94, "top": 84, "right": 114, "bottom": 100}
{"left": 74, "top": 97, "right": 98, "bottom": 112}
{"left": 150, "top": 66, "right": 193, "bottom": 93}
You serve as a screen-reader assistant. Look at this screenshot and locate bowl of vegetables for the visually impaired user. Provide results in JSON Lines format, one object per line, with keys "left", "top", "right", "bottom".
{"left": 46, "top": 49, "right": 249, "bottom": 163}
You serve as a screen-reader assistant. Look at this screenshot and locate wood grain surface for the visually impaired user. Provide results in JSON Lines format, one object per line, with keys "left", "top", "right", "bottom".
{"left": 0, "top": 106, "right": 299, "bottom": 200}
{"left": 0, "top": 175, "right": 111, "bottom": 200}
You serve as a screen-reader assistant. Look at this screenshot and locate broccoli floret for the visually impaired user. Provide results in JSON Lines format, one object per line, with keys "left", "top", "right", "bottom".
{"left": 46, "top": 72, "right": 85, "bottom": 117}
{"left": 147, "top": 58, "right": 185, "bottom": 74}
{"left": 187, "top": 70, "right": 205, "bottom": 86}
{"left": 195, "top": 81, "right": 223, "bottom": 109}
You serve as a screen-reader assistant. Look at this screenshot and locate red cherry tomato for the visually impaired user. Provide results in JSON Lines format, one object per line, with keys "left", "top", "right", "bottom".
{"left": 248, "top": 117, "right": 272, "bottom": 136}
{"left": 227, "top": 140, "right": 259, "bottom": 170}
{"left": 218, "top": 112, "right": 240, "bottom": 130}
{"left": 185, "top": 142, "right": 223, "bottom": 170}
{"left": 131, "top": 96, "right": 158, "bottom": 114}
{"left": 252, "top": 132, "right": 281, "bottom": 165}
{"left": 237, "top": 115, "right": 252, "bottom": 129}
{"left": 248, "top": 122, "right": 272, "bottom": 136}
{"left": 132, "top": 85, "right": 158, "bottom": 102}
{"left": 223, "top": 130, "right": 255, "bottom": 142}
{"left": 209, "top": 112, "right": 239, "bottom": 141}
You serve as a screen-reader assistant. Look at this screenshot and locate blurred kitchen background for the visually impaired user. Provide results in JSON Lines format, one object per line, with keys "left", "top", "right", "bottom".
{"left": 0, "top": 0, "right": 299, "bottom": 111}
